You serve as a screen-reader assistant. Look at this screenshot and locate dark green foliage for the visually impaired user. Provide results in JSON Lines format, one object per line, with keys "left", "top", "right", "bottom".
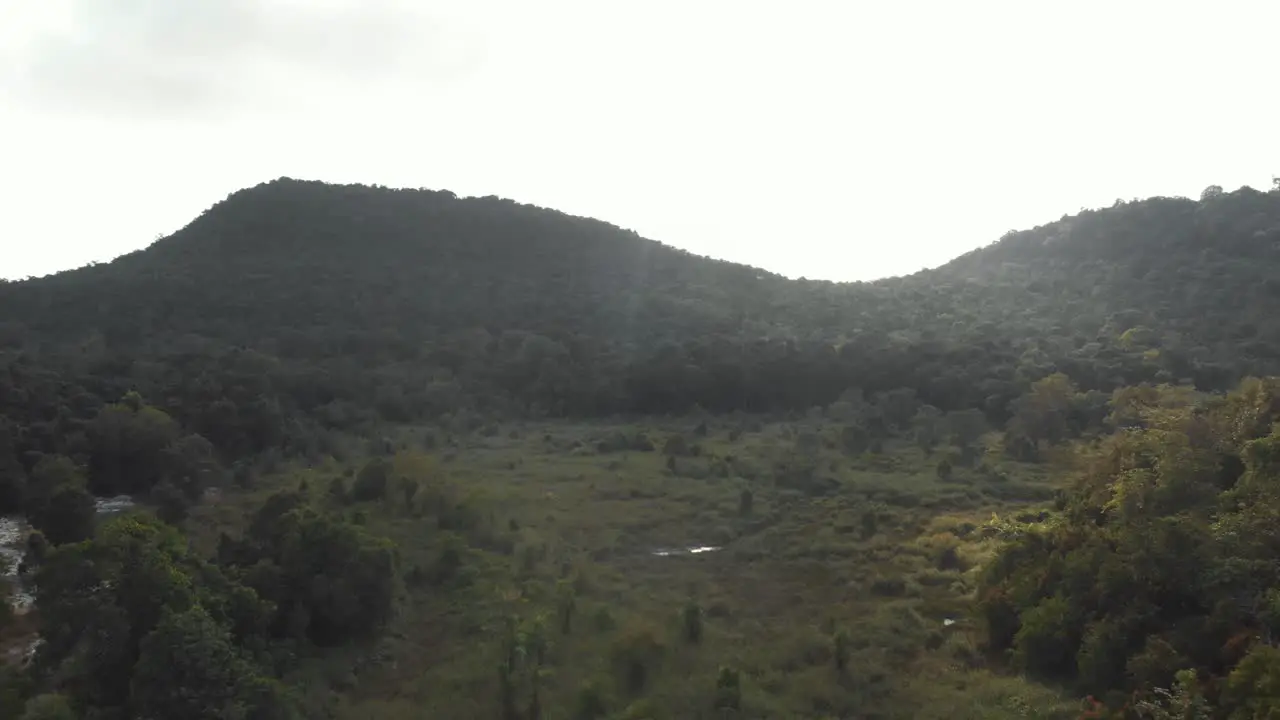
{"left": 152, "top": 479, "right": 191, "bottom": 525}
{"left": 611, "top": 624, "right": 665, "bottom": 695}
{"left": 0, "top": 182, "right": 1276, "bottom": 515}
{"left": 224, "top": 500, "right": 398, "bottom": 644}
{"left": 0, "top": 666, "right": 31, "bottom": 719}
{"left": 1011, "top": 595, "right": 1078, "bottom": 679}
{"left": 494, "top": 614, "right": 552, "bottom": 720}
{"left": 662, "top": 435, "right": 694, "bottom": 457}
{"left": 86, "top": 398, "right": 180, "bottom": 496}
{"left": 398, "top": 476, "right": 419, "bottom": 512}
{"left": 25, "top": 530, "right": 49, "bottom": 566}
{"left": 351, "top": 457, "right": 391, "bottom": 502}
{"left": 3, "top": 178, "right": 1280, "bottom": 718}
{"left": 859, "top": 511, "right": 878, "bottom": 540}
{"left": 33, "top": 515, "right": 280, "bottom": 717}
{"left": 0, "top": 421, "right": 26, "bottom": 515}
{"left": 557, "top": 580, "right": 576, "bottom": 635}
{"left": 840, "top": 424, "right": 870, "bottom": 455}
{"left": 980, "top": 378, "right": 1280, "bottom": 711}
{"left": 572, "top": 679, "right": 609, "bottom": 720}
{"left": 713, "top": 666, "right": 742, "bottom": 710}
{"left": 935, "top": 458, "right": 953, "bottom": 481}
{"left": 131, "top": 606, "right": 271, "bottom": 720}
{"left": 833, "top": 629, "right": 851, "bottom": 673}
{"left": 35, "top": 483, "right": 95, "bottom": 546}
{"left": 327, "top": 476, "right": 348, "bottom": 505}
{"left": 160, "top": 433, "right": 222, "bottom": 500}
{"left": 682, "top": 600, "right": 703, "bottom": 644}
{"left": 25, "top": 495, "right": 378, "bottom": 719}
{"left": 25, "top": 456, "right": 94, "bottom": 545}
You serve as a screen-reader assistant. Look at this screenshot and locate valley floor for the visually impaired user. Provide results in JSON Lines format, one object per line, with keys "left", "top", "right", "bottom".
{"left": 186, "top": 418, "right": 1083, "bottom": 720}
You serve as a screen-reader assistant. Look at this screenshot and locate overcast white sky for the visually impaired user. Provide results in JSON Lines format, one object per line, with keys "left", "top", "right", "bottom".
{"left": 1, "top": 0, "right": 1277, "bottom": 282}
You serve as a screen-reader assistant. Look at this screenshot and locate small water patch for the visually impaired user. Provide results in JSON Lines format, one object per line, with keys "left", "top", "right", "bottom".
{"left": 651, "top": 545, "right": 721, "bottom": 557}
{"left": 1, "top": 515, "right": 31, "bottom": 604}
{"left": 95, "top": 495, "right": 136, "bottom": 514}
{"left": 4, "top": 495, "right": 136, "bottom": 613}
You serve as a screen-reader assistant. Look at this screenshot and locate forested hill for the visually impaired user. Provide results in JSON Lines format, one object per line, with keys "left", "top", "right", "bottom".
{"left": 4, "top": 178, "right": 801, "bottom": 351}
{"left": 2, "top": 179, "right": 1279, "bottom": 436}
{"left": 918, "top": 187, "right": 1280, "bottom": 385}
{"left": 5, "top": 177, "right": 1280, "bottom": 719}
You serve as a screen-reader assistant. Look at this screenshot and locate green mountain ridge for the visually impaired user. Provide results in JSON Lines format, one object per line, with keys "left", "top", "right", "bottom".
{"left": 2, "top": 177, "right": 1278, "bottom": 465}
{"left": 6, "top": 179, "right": 1278, "bottom": 410}
{"left": 4, "top": 177, "right": 1280, "bottom": 719}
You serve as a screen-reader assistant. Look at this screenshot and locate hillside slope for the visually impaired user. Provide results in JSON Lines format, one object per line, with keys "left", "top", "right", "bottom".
{"left": 5, "top": 178, "right": 798, "bottom": 350}
{"left": 4, "top": 178, "right": 1280, "bottom": 719}
{"left": 926, "top": 189, "right": 1280, "bottom": 382}
{"left": 2, "top": 179, "right": 1279, "bottom": 442}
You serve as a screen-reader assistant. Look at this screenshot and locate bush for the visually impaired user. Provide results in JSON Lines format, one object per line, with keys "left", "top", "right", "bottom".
{"left": 351, "top": 458, "right": 391, "bottom": 502}
{"left": 33, "top": 481, "right": 96, "bottom": 546}
{"left": 573, "top": 679, "right": 610, "bottom": 720}
{"left": 611, "top": 624, "right": 665, "bottom": 694}
{"left": 1012, "top": 595, "right": 1080, "bottom": 678}
{"left": 682, "top": 601, "right": 703, "bottom": 644}
{"left": 714, "top": 666, "right": 742, "bottom": 710}
{"left": 833, "top": 629, "right": 851, "bottom": 672}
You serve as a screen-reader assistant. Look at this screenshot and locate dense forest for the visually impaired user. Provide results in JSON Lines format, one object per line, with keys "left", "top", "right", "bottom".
{"left": 1, "top": 178, "right": 1279, "bottom": 719}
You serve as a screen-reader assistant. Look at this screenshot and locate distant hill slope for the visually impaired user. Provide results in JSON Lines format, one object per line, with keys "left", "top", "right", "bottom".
{"left": 920, "top": 189, "right": 1280, "bottom": 385}
{"left": 2, "top": 178, "right": 1278, "bottom": 452}
{"left": 5, "top": 178, "right": 800, "bottom": 351}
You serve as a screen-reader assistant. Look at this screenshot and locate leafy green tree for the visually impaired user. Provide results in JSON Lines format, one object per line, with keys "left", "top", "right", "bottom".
{"left": 26, "top": 455, "right": 95, "bottom": 545}
{"left": 714, "top": 666, "right": 742, "bottom": 710}
{"left": 86, "top": 397, "right": 180, "bottom": 495}
{"left": 840, "top": 424, "right": 870, "bottom": 455}
{"left": 1223, "top": 645, "right": 1280, "bottom": 719}
{"left": 1201, "top": 185, "right": 1224, "bottom": 200}
{"left": 231, "top": 505, "right": 398, "bottom": 644}
{"left": 572, "top": 679, "right": 609, "bottom": 720}
{"left": 935, "top": 458, "right": 953, "bottom": 481}
{"left": 152, "top": 480, "right": 192, "bottom": 525}
{"left": 682, "top": 600, "right": 703, "bottom": 644}
{"left": 982, "top": 378, "right": 1280, "bottom": 710}
{"left": 35, "top": 482, "right": 95, "bottom": 546}
{"left": 833, "top": 628, "right": 851, "bottom": 672}
{"left": 0, "top": 421, "right": 26, "bottom": 514}
{"left": 556, "top": 579, "right": 576, "bottom": 635}
{"left": 1005, "top": 373, "right": 1080, "bottom": 456}
{"left": 131, "top": 606, "right": 261, "bottom": 720}
{"left": 351, "top": 457, "right": 391, "bottom": 502}
{"left": 160, "top": 433, "right": 222, "bottom": 500}
{"left": 34, "top": 515, "right": 273, "bottom": 716}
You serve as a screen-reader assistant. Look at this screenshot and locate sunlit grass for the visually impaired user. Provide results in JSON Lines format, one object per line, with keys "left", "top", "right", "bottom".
{"left": 186, "top": 418, "right": 1078, "bottom": 719}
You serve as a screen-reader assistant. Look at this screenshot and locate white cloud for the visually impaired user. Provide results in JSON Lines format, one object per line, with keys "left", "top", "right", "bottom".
{"left": 0, "top": 0, "right": 1277, "bottom": 281}
{"left": 4, "top": 0, "right": 480, "bottom": 118}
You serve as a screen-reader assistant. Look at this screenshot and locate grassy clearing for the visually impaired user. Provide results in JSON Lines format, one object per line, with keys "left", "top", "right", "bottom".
{"left": 187, "top": 418, "right": 1080, "bottom": 719}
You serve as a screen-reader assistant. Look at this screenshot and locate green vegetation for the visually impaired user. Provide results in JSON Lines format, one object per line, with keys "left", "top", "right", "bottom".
{"left": 980, "top": 377, "right": 1280, "bottom": 717}
{"left": 0, "top": 178, "right": 1278, "bottom": 718}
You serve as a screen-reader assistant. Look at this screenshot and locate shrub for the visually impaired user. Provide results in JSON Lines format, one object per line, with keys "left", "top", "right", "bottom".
{"left": 351, "top": 458, "right": 391, "bottom": 502}
{"left": 682, "top": 600, "right": 703, "bottom": 644}
{"left": 611, "top": 624, "right": 665, "bottom": 694}
{"left": 714, "top": 666, "right": 742, "bottom": 710}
